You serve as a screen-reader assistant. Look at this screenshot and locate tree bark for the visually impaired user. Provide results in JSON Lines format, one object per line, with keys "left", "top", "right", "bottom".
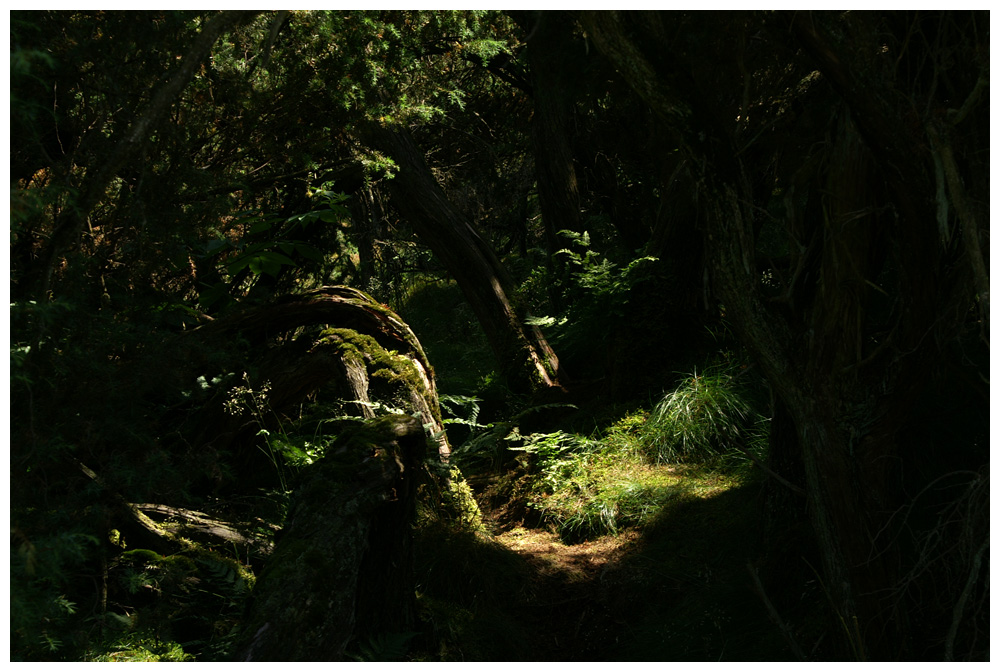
{"left": 360, "top": 123, "right": 564, "bottom": 394}
{"left": 234, "top": 415, "right": 426, "bottom": 661}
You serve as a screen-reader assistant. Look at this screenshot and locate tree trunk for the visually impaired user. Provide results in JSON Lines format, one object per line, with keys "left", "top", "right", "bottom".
{"left": 234, "top": 415, "right": 426, "bottom": 661}
{"left": 520, "top": 12, "right": 584, "bottom": 256}
{"left": 699, "top": 176, "right": 909, "bottom": 659}
{"left": 360, "top": 123, "right": 564, "bottom": 394}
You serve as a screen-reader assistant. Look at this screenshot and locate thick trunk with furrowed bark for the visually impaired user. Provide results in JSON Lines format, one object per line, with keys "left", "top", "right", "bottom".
{"left": 235, "top": 415, "right": 426, "bottom": 661}
{"left": 581, "top": 10, "right": 985, "bottom": 659}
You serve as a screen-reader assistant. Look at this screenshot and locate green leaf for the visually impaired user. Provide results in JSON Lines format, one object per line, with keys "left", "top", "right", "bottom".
{"left": 228, "top": 255, "right": 254, "bottom": 276}
{"left": 204, "top": 238, "right": 229, "bottom": 255}
{"left": 294, "top": 243, "right": 325, "bottom": 262}
{"left": 257, "top": 251, "right": 296, "bottom": 267}
{"left": 198, "top": 282, "right": 231, "bottom": 310}
{"left": 249, "top": 220, "right": 274, "bottom": 235}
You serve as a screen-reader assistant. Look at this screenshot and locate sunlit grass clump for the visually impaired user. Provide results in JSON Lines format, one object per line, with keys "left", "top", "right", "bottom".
{"left": 510, "top": 415, "right": 742, "bottom": 543}
{"left": 642, "top": 362, "right": 767, "bottom": 466}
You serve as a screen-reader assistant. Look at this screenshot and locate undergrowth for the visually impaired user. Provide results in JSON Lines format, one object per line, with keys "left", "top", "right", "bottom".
{"left": 445, "top": 355, "right": 768, "bottom": 544}
{"left": 643, "top": 359, "right": 768, "bottom": 467}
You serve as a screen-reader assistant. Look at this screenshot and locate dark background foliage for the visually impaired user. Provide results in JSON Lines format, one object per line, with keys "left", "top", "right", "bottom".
{"left": 10, "top": 10, "right": 988, "bottom": 661}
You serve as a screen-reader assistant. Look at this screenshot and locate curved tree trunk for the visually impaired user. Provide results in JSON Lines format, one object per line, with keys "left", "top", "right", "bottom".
{"left": 359, "top": 123, "right": 564, "bottom": 395}
{"left": 235, "top": 415, "right": 426, "bottom": 661}
{"left": 185, "top": 285, "right": 451, "bottom": 462}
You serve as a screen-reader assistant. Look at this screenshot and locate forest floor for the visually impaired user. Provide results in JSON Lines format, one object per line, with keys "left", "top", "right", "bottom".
{"left": 493, "top": 526, "right": 636, "bottom": 660}
{"left": 467, "top": 468, "right": 795, "bottom": 662}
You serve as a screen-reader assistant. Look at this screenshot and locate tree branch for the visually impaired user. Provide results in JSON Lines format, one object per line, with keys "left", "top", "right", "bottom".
{"left": 39, "top": 10, "right": 258, "bottom": 298}
{"left": 578, "top": 11, "right": 692, "bottom": 130}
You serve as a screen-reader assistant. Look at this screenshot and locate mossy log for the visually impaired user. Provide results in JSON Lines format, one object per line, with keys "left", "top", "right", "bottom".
{"left": 74, "top": 458, "right": 264, "bottom": 559}
{"left": 73, "top": 457, "right": 259, "bottom": 604}
{"left": 186, "top": 285, "right": 451, "bottom": 463}
{"left": 134, "top": 503, "right": 268, "bottom": 555}
{"left": 234, "top": 415, "right": 426, "bottom": 662}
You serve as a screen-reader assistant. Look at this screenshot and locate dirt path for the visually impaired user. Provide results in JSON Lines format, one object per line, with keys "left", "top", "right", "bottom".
{"left": 494, "top": 527, "right": 638, "bottom": 661}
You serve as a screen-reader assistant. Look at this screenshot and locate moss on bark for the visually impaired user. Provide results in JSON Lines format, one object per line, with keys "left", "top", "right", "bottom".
{"left": 234, "top": 415, "right": 427, "bottom": 662}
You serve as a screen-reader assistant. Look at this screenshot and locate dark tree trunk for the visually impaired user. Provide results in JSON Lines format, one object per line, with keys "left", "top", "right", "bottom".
{"left": 360, "top": 123, "right": 564, "bottom": 394}
{"left": 348, "top": 187, "right": 379, "bottom": 290}
{"left": 760, "top": 395, "right": 809, "bottom": 577}
{"left": 699, "top": 175, "right": 915, "bottom": 660}
{"left": 519, "top": 12, "right": 587, "bottom": 313}
{"left": 581, "top": 10, "right": 985, "bottom": 659}
{"left": 234, "top": 415, "right": 426, "bottom": 662}
{"left": 521, "top": 12, "right": 584, "bottom": 248}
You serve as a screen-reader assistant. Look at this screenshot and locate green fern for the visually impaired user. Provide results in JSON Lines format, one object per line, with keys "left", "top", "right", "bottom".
{"left": 347, "top": 631, "right": 419, "bottom": 662}
{"left": 196, "top": 555, "right": 249, "bottom": 595}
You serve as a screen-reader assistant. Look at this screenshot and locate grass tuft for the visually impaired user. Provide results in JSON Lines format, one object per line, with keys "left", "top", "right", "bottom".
{"left": 642, "top": 361, "right": 766, "bottom": 466}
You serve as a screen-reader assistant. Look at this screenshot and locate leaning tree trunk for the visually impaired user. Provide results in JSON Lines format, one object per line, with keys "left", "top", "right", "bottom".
{"left": 359, "top": 123, "right": 564, "bottom": 395}
{"left": 234, "top": 415, "right": 426, "bottom": 661}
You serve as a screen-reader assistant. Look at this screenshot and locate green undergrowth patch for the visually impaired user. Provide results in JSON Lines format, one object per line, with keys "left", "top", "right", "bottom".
{"left": 529, "top": 444, "right": 748, "bottom": 544}
{"left": 80, "top": 544, "right": 255, "bottom": 662}
{"left": 453, "top": 396, "right": 761, "bottom": 543}
{"left": 85, "top": 634, "right": 194, "bottom": 662}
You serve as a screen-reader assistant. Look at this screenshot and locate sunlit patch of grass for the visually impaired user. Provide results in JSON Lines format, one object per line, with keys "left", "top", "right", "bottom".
{"left": 520, "top": 410, "right": 753, "bottom": 543}
{"left": 642, "top": 360, "right": 768, "bottom": 468}
{"left": 85, "top": 633, "right": 194, "bottom": 662}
